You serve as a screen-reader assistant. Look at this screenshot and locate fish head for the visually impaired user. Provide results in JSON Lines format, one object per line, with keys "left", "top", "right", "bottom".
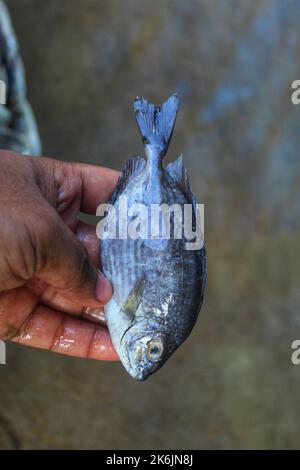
{"left": 119, "top": 320, "right": 171, "bottom": 381}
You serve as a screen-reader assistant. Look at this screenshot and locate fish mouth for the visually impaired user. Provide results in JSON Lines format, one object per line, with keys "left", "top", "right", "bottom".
{"left": 132, "top": 362, "right": 161, "bottom": 381}
{"left": 121, "top": 346, "right": 158, "bottom": 382}
{"left": 119, "top": 331, "right": 152, "bottom": 381}
{"left": 129, "top": 367, "right": 148, "bottom": 382}
{"left": 120, "top": 350, "right": 147, "bottom": 381}
{"left": 119, "top": 325, "right": 164, "bottom": 381}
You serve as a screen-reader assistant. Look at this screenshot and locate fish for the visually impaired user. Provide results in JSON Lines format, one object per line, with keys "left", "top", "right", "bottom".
{"left": 99, "top": 95, "right": 206, "bottom": 381}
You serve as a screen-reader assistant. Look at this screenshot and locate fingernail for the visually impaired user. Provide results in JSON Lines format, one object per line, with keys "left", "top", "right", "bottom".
{"left": 96, "top": 270, "right": 113, "bottom": 304}
{"left": 82, "top": 307, "right": 106, "bottom": 324}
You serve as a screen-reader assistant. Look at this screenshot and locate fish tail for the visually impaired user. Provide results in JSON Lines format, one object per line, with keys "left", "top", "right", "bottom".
{"left": 134, "top": 94, "right": 179, "bottom": 155}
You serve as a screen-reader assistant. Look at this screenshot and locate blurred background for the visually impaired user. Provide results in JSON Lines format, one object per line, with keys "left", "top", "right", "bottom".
{"left": 0, "top": 0, "right": 300, "bottom": 449}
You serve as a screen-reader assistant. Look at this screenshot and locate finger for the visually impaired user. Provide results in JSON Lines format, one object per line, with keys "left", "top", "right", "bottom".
{"left": 27, "top": 278, "right": 107, "bottom": 325}
{"left": 11, "top": 304, "right": 118, "bottom": 361}
{"left": 80, "top": 306, "right": 106, "bottom": 325}
{"left": 78, "top": 164, "right": 120, "bottom": 214}
{"left": 29, "top": 157, "right": 120, "bottom": 216}
{"left": 75, "top": 221, "right": 100, "bottom": 267}
{"left": 0, "top": 286, "right": 38, "bottom": 340}
{"left": 76, "top": 163, "right": 120, "bottom": 214}
{"left": 36, "top": 205, "right": 112, "bottom": 307}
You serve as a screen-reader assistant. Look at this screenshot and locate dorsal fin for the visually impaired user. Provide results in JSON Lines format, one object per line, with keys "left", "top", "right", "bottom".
{"left": 165, "top": 155, "right": 193, "bottom": 202}
{"left": 109, "top": 156, "right": 146, "bottom": 205}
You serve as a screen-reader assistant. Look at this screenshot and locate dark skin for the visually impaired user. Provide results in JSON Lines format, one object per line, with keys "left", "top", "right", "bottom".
{"left": 0, "top": 150, "right": 120, "bottom": 361}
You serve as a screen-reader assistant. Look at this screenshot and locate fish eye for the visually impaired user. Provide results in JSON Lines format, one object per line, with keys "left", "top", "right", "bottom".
{"left": 146, "top": 339, "right": 164, "bottom": 362}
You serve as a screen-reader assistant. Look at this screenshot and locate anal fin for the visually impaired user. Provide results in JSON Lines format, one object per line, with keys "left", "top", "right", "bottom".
{"left": 166, "top": 155, "right": 193, "bottom": 202}
{"left": 166, "top": 155, "right": 200, "bottom": 232}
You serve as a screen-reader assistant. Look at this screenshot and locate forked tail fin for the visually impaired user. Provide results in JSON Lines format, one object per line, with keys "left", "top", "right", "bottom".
{"left": 133, "top": 94, "right": 179, "bottom": 155}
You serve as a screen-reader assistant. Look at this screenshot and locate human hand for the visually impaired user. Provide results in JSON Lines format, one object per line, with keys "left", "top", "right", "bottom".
{"left": 0, "top": 151, "right": 120, "bottom": 360}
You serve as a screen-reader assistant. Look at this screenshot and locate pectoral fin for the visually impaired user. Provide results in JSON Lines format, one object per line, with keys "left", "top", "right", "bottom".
{"left": 121, "top": 277, "right": 145, "bottom": 318}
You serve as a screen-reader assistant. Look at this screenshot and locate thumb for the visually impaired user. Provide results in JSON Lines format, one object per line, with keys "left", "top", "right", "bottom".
{"left": 36, "top": 208, "right": 112, "bottom": 308}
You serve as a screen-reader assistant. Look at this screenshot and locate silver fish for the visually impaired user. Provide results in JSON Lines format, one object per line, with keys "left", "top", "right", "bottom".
{"left": 100, "top": 95, "right": 206, "bottom": 381}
